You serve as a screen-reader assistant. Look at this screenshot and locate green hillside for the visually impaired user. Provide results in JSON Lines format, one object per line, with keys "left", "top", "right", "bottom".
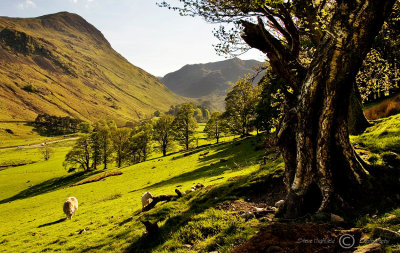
{"left": 0, "top": 114, "right": 398, "bottom": 252}
{"left": 0, "top": 12, "right": 186, "bottom": 125}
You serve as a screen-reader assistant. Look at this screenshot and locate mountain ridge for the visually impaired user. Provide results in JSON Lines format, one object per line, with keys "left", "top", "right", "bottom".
{"left": 0, "top": 12, "right": 186, "bottom": 125}
{"left": 160, "top": 58, "right": 263, "bottom": 111}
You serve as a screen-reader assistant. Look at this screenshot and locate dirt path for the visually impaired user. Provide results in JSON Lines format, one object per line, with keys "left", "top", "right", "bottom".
{"left": 0, "top": 137, "right": 79, "bottom": 151}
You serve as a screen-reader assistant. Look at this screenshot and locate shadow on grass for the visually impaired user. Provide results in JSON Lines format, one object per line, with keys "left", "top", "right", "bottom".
{"left": 124, "top": 159, "right": 285, "bottom": 253}
{"left": 129, "top": 136, "right": 265, "bottom": 195}
{"left": 0, "top": 170, "right": 101, "bottom": 204}
{"left": 38, "top": 218, "right": 66, "bottom": 228}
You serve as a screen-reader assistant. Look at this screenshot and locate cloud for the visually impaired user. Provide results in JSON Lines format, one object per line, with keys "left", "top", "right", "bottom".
{"left": 17, "top": 0, "right": 36, "bottom": 9}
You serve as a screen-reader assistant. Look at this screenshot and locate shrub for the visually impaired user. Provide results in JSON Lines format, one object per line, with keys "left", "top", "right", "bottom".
{"left": 22, "top": 84, "right": 38, "bottom": 93}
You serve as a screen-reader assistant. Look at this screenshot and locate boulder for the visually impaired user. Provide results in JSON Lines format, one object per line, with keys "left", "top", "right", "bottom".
{"left": 331, "top": 213, "right": 345, "bottom": 224}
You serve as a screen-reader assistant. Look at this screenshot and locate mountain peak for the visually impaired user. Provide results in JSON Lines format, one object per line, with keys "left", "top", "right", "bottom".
{"left": 0, "top": 12, "right": 185, "bottom": 123}
{"left": 161, "top": 58, "right": 262, "bottom": 110}
{"left": 0, "top": 12, "right": 110, "bottom": 48}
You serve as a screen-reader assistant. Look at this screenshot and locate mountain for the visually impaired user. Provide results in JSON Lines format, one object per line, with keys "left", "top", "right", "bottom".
{"left": 160, "top": 58, "right": 263, "bottom": 111}
{"left": 0, "top": 12, "right": 186, "bottom": 125}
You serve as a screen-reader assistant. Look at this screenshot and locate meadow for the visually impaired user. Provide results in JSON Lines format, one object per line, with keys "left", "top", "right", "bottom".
{"left": 0, "top": 115, "right": 399, "bottom": 252}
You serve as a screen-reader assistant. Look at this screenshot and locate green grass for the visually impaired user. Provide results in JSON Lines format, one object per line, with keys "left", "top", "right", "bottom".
{"left": 0, "top": 132, "right": 276, "bottom": 252}
{"left": 350, "top": 114, "right": 400, "bottom": 252}
{"left": 0, "top": 114, "right": 398, "bottom": 252}
{"left": 351, "top": 113, "right": 400, "bottom": 153}
{"left": 0, "top": 122, "right": 53, "bottom": 148}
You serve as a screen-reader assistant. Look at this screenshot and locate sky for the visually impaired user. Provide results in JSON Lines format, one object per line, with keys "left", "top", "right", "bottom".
{"left": 0, "top": 0, "right": 266, "bottom": 76}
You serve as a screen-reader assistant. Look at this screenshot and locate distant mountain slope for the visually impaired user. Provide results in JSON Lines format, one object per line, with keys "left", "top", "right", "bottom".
{"left": 0, "top": 12, "right": 186, "bottom": 125}
{"left": 160, "top": 58, "right": 262, "bottom": 111}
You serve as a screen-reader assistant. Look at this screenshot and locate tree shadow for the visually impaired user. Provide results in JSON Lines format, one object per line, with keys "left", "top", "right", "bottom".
{"left": 124, "top": 162, "right": 284, "bottom": 253}
{"left": 0, "top": 170, "right": 101, "bottom": 204}
{"left": 38, "top": 218, "right": 66, "bottom": 228}
{"left": 128, "top": 136, "right": 265, "bottom": 194}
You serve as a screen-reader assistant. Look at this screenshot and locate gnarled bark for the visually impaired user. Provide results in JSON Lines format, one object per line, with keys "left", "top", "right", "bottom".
{"left": 242, "top": 0, "right": 396, "bottom": 218}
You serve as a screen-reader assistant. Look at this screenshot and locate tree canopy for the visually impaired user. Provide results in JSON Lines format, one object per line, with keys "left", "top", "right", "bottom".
{"left": 161, "top": 0, "right": 397, "bottom": 218}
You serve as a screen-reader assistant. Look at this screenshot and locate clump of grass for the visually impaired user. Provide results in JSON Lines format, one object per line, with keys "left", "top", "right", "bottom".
{"left": 163, "top": 208, "right": 258, "bottom": 252}
{"left": 351, "top": 114, "right": 400, "bottom": 153}
{"left": 100, "top": 193, "right": 122, "bottom": 202}
{"left": 356, "top": 208, "right": 400, "bottom": 234}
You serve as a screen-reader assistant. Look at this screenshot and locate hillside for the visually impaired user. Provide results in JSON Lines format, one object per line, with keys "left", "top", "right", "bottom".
{"left": 0, "top": 114, "right": 398, "bottom": 252}
{"left": 0, "top": 12, "right": 186, "bottom": 125}
{"left": 161, "top": 58, "right": 262, "bottom": 111}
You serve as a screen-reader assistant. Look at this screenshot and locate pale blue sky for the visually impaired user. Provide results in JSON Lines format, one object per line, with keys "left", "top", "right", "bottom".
{"left": 0, "top": 0, "right": 265, "bottom": 76}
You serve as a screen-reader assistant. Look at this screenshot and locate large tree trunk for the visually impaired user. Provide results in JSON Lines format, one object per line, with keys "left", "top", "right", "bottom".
{"left": 241, "top": 0, "right": 395, "bottom": 218}
{"left": 275, "top": 1, "right": 395, "bottom": 218}
{"left": 348, "top": 83, "right": 371, "bottom": 135}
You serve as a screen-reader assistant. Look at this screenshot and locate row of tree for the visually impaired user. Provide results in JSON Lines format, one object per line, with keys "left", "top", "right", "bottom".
{"left": 34, "top": 113, "right": 81, "bottom": 135}
{"left": 63, "top": 104, "right": 204, "bottom": 171}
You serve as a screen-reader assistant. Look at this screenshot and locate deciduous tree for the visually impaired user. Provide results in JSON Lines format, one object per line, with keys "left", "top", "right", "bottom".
{"left": 204, "top": 112, "right": 228, "bottom": 143}
{"left": 161, "top": 0, "right": 397, "bottom": 218}
{"left": 153, "top": 114, "right": 175, "bottom": 156}
{"left": 63, "top": 136, "right": 92, "bottom": 172}
{"left": 112, "top": 128, "right": 131, "bottom": 168}
{"left": 173, "top": 104, "right": 198, "bottom": 150}
{"left": 224, "top": 78, "right": 260, "bottom": 136}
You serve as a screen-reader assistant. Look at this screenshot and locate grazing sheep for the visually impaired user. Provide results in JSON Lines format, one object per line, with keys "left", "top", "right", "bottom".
{"left": 141, "top": 192, "right": 153, "bottom": 208}
{"left": 63, "top": 197, "right": 78, "bottom": 219}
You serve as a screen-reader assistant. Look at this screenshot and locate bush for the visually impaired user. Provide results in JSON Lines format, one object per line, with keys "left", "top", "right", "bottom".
{"left": 22, "top": 84, "right": 38, "bottom": 93}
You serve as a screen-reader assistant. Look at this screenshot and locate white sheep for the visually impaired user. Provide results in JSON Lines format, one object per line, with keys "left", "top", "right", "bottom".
{"left": 141, "top": 192, "right": 153, "bottom": 208}
{"left": 63, "top": 197, "right": 78, "bottom": 219}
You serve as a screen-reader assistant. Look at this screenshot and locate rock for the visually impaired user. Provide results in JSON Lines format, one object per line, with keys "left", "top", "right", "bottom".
{"left": 353, "top": 243, "right": 383, "bottom": 253}
{"left": 386, "top": 214, "right": 398, "bottom": 222}
{"left": 275, "top": 200, "right": 285, "bottom": 208}
{"left": 183, "top": 244, "right": 192, "bottom": 249}
{"left": 331, "top": 213, "right": 345, "bottom": 224}
{"left": 373, "top": 227, "right": 400, "bottom": 242}
{"left": 253, "top": 207, "right": 265, "bottom": 212}
{"left": 241, "top": 212, "right": 255, "bottom": 220}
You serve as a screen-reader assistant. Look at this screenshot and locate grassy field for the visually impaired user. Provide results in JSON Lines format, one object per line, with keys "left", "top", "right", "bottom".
{"left": 0, "top": 114, "right": 399, "bottom": 252}
{"left": 0, "top": 124, "right": 272, "bottom": 252}
{"left": 0, "top": 122, "right": 53, "bottom": 148}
